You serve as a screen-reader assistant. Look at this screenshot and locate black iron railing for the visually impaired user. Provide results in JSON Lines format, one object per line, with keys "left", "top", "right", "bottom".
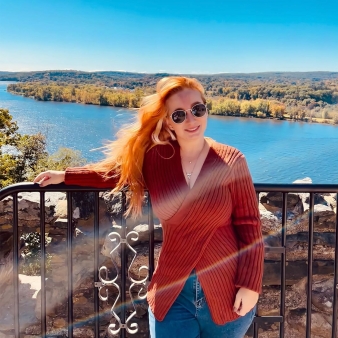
{"left": 0, "top": 182, "right": 338, "bottom": 338}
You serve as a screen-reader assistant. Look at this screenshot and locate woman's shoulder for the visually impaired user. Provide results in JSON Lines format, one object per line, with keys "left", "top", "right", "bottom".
{"left": 210, "top": 140, "right": 245, "bottom": 166}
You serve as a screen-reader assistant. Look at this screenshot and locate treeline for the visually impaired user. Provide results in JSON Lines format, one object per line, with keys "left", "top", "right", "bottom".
{"left": 7, "top": 83, "right": 147, "bottom": 108}
{"left": 1, "top": 70, "right": 338, "bottom": 86}
{"left": 209, "top": 97, "right": 338, "bottom": 123}
{"left": 0, "top": 108, "right": 86, "bottom": 188}
{"left": 0, "top": 70, "right": 165, "bottom": 89}
{"left": 2, "top": 70, "right": 338, "bottom": 104}
{"left": 7, "top": 81, "right": 338, "bottom": 123}
{"left": 209, "top": 99, "right": 286, "bottom": 118}
{"left": 3, "top": 70, "right": 338, "bottom": 106}
{"left": 207, "top": 81, "right": 338, "bottom": 104}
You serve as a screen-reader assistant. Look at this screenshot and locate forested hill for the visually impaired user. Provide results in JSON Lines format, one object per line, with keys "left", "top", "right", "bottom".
{"left": 3, "top": 70, "right": 338, "bottom": 123}
{"left": 1, "top": 70, "right": 338, "bottom": 88}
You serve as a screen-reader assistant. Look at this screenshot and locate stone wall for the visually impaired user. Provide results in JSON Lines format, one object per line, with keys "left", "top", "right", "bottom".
{"left": 0, "top": 183, "right": 337, "bottom": 338}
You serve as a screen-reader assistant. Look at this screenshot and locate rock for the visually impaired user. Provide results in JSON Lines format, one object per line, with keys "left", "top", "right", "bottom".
{"left": 127, "top": 244, "right": 161, "bottom": 280}
{"left": 35, "top": 280, "right": 69, "bottom": 319}
{"left": 259, "top": 203, "right": 279, "bottom": 235}
{"left": 0, "top": 333, "right": 14, "bottom": 338}
{"left": 312, "top": 277, "right": 334, "bottom": 314}
{"left": 263, "top": 260, "right": 334, "bottom": 285}
{"left": 74, "top": 296, "right": 88, "bottom": 305}
{"left": 0, "top": 192, "right": 65, "bottom": 231}
{"left": 25, "top": 323, "right": 42, "bottom": 335}
{"left": 131, "top": 224, "right": 163, "bottom": 244}
{"left": 293, "top": 177, "right": 312, "bottom": 184}
{"left": 0, "top": 232, "right": 18, "bottom": 260}
{"left": 260, "top": 192, "right": 301, "bottom": 209}
{"left": 0, "top": 274, "right": 41, "bottom": 331}
{"left": 54, "top": 199, "right": 68, "bottom": 218}
{"left": 287, "top": 205, "right": 336, "bottom": 235}
{"left": 324, "top": 194, "right": 337, "bottom": 210}
{"left": 18, "top": 192, "right": 66, "bottom": 208}
{"left": 50, "top": 254, "right": 67, "bottom": 265}
{"left": 73, "top": 327, "right": 95, "bottom": 337}
{"left": 287, "top": 308, "right": 332, "bottom": 337}
{"left": 53, "top": 317, "right": 66, "bottom": 328}
{"left": 53, "top": 218, "right": 69, "bottom": 229}
{"left": 73, "top": 207, "right": 80, "bottom": 219}
{"left": 287, "top": 232, "right": 336, "bottom": 247}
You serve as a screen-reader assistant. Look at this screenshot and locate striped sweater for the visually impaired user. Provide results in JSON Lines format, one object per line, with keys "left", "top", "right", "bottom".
{"left": 64, "top": 140, "right": 264, "bottom": 324}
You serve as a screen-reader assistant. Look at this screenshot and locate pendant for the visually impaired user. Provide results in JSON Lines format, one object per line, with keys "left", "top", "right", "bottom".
{"left": 186, "top": 173, "right": 192, "bottom": 180}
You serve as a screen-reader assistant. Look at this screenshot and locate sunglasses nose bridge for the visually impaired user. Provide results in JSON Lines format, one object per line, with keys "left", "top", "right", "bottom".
{"left": 186, "top": 109, "right": 196, "bottom": 121}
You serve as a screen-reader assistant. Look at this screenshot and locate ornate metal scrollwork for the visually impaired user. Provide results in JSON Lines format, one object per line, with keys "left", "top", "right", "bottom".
{"left": 97, "top": 229, "right": 149, "bottom": 335}
{"left": 124, "top": 231, "right": 149, "bottom": 334}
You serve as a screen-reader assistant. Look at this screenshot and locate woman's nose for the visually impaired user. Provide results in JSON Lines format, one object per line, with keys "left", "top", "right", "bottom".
{"left": 186, "top": 110, "right": 195, "bottom": 122}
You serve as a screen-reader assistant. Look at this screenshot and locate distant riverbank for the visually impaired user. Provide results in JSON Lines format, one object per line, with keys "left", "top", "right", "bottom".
{"left": 7, "top": 82, "right": 338, "bottom": 126}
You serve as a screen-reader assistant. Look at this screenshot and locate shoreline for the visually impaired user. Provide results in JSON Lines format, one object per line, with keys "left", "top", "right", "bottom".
{"left": 5, "top": 88, "right": 338, "bottom": 127}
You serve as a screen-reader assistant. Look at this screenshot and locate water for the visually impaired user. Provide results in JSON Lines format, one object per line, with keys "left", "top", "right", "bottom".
{"left": 1, "top": 81, "right": 338, "bottom": 184}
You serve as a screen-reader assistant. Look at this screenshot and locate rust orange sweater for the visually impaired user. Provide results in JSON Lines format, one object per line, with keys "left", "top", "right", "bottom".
{"left": 64, "top": 140, "right": 264, "bottom": 325}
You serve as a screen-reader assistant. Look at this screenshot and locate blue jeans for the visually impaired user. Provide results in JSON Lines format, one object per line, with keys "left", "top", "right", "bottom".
{"left": 148, "top": 271, "right": 256, "bottom": 338}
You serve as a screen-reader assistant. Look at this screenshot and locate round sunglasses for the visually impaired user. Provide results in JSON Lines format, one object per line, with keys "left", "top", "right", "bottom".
{"left": 170, "top": 103, "right": 208, "bottom": 124}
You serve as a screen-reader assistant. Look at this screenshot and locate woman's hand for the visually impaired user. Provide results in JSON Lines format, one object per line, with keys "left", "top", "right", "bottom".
{"left": 233, "top": 287, "right": 259, "bottom": 316}
{"left": 33, "top": 170, "right": 66, "bottom": 187}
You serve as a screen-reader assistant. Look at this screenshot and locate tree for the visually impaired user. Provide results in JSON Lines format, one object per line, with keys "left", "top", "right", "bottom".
{"left": 270, "top": 103, "right": 285, "bottom": 119}
{"left": 0, "top": 108, "right": 19, "bottom": 149}
{"left": 11, "top": 133, "right": 48, "bottom": 184}
{"left": 332, "top": 112, "right": 338, "bottom": 125}
{"left": 253, "top": 99, "right": 270, "bottom": 115}
{"left": 26, "top": 147, "right": 86, "bottom": 181}
{"left": 240, "top": 101, "right": 256, "bottom": 117}
{"left": 0, "top": 109, "right": 86, "bottom": 187}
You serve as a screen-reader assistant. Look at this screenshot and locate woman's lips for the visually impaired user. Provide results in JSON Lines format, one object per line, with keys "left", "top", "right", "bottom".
{"left": 185, "top": 125, "right": 200, "bottom": 132}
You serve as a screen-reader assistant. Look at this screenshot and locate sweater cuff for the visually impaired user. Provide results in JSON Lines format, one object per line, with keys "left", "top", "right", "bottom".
{"left": 64, "top": 167, "right": 97, "bottom": 186}
{"left": 235, "top": 247, "right": 264, "bottom": 294}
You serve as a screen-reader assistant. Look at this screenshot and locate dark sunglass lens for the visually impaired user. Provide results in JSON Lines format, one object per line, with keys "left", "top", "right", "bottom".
{"left": 192, "top": 104, "right": 207, "bottom": 117}
{"left": 172, "top": 110, "right": 186, "bottom": 123}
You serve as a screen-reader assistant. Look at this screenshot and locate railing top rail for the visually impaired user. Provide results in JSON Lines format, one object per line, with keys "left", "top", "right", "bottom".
{"left": 0, "top": 182, "right": 107, "bottom": 200}
{"left": 254, "top": 183, "right": 338, "bottom": 193}
{"left": 1, "top": 182, "right": 338, "bottom": 200}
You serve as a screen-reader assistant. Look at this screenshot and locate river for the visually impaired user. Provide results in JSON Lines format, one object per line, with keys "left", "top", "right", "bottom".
{"left": 1, "top": 81, "right": 338, "bottom": 184}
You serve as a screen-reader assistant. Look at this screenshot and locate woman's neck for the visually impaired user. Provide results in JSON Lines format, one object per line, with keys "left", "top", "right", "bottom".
{"left": 178, "top": 137, "right": 206, "bottom": 159}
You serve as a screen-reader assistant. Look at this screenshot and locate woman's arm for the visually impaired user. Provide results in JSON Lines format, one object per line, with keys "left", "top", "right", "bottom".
{"left": 34, "top": 167, "right": 119, "bottom": 189}
{"left": 229, "top": 154, "right": 265, "bottom": 315}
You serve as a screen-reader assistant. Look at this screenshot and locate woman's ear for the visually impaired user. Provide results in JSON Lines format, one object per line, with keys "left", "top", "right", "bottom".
{"left": 165, "top": 116, "right": 174, "bottom": 130}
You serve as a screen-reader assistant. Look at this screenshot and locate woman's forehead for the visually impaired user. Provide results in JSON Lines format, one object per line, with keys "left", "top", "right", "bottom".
{"left": 166, "top": 89, "right": 202, "bottom": 107}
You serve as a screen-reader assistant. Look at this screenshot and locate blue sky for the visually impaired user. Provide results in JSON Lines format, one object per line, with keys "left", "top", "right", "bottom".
{"left": 1, "top": 0, "right": 338, "bottom": 73}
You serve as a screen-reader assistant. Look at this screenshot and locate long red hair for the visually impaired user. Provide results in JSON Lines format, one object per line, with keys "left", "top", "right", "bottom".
{"left": 88, "top": 76, "right": 206, "bottom": 217}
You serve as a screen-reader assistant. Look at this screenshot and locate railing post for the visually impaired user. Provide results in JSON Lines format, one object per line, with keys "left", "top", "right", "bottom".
{"left": 332, "top": 192, "right": 338, "bottom": 338}
{"left": 13, "top": 193, "right": 20, "bottom": 338}
{"left": 40, "top": 192, "right": 47, "bottom": 337}
{"left": 280, "top": 192, "right": 287, "bottom": 337}
{"left": 306, "top": 193, "right": 314, "bottom": 338}
{"left": 120, "top": 191, "right": 126, "bottom": 338}
{"left": 67, "top": 192, "right": 74, "bottom": 338}
{"left": 94, "top": 191, "right": 100, "bottom": 337}
{"left": 253, "top": 191, "right": 260, "bottom": 338}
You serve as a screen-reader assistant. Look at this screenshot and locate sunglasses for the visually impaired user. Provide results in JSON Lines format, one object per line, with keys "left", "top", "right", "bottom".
{"left": 170, "top": 103, "right": 208, "bottom": 124}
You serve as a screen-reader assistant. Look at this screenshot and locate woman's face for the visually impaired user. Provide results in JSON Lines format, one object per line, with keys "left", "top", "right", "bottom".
{"left": 165, "top": 88, "right": 208, "bottom": 144}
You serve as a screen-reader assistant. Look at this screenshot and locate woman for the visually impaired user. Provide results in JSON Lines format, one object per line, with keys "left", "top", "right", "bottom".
{"left": 34, "top": 76, "right": 264, "bottom": 338}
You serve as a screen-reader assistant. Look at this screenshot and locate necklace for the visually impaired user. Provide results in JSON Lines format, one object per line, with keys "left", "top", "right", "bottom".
{"left": 182, "top": 141, "right": 206, "bottom": 185}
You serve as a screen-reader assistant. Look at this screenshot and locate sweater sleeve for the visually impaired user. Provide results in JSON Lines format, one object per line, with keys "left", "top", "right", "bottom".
{"left": 64, "top": 167, "right": 119, "bottom": 189}
{"left": 230, "top": 154, "right": 264, "bottom": 294}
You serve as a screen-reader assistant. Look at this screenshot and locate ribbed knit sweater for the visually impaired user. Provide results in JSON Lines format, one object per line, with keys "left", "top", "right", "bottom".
{"left": 64, "top": 140, "right": 264, "bottom": 325}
